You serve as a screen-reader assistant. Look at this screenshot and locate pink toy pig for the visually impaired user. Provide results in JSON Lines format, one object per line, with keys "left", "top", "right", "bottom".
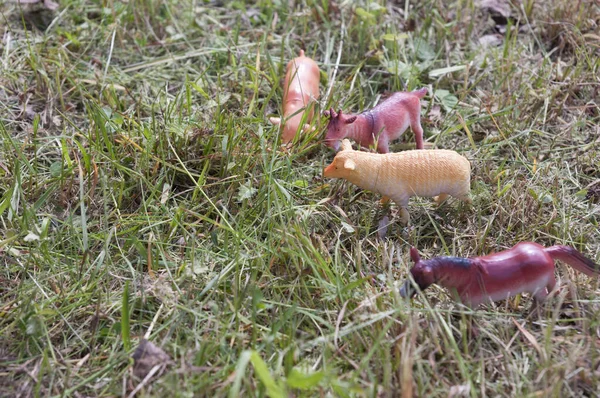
{"left": 324, "top": 88, "right": 427, "bottom": 153}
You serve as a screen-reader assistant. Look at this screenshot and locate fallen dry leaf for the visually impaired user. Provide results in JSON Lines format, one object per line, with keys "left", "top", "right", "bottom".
{"left": 132, "top": 339, "right": 172, "bottom": 379}
{"left": 478, "top": 34, "right": 503, "bottom": 48}
{"left": 377, "top": 215, "right": 390, "bottom": 239}
{"left": 427, "top": 105, "right": 442, "bottom": 122}
{"left": 478, "top": 0, "right": 511, "bottom": 23}
{"left": 448, "top": 383, "right": 470, "bottom": 398}
{"left": 512, "top": 318, "right": 546, "bottom": 361}
{"left": 15, "top": 0, "right": 59, "bottom": 10}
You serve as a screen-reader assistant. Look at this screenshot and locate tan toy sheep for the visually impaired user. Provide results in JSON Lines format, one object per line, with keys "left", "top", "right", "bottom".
{"left": 323, "top": 139, "right": 471, "bottom": 224}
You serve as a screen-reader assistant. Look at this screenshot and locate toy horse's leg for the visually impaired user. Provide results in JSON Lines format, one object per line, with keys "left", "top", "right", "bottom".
{"left": 529, "top": 288, "right": 549, "bottom": 318}
{"left": 546, "top": 276, "right": 557, "bottom": 295}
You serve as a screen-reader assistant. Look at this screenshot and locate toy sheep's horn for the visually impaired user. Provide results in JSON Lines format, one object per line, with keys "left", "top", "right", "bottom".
{"left": 337, "top": 109, "right": 342, "bottom": 118}
{"left": 323, "top": 110, "right": 330, "bottom": 118}
{"left": 328, "top": 107, "right": 338, "bottom": 118}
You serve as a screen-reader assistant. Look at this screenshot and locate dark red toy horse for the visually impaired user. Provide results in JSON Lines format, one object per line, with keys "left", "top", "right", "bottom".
{"left": 399, "top": 242, "right": 599, "bottom": 308}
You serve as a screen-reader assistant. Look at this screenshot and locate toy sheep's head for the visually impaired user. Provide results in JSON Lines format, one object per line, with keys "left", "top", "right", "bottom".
{"left": 323, "top": 139, "right": 357, "bottom": 179}
{"left": 399, "top": 248, "right": 435, "bottom": 298}
{"left": 323, "top": 108, "right": 357, "bottom": 151}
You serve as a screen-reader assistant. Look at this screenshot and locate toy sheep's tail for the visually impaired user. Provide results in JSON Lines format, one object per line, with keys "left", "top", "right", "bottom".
{"left": 544, "top": 245, "right": 600, "bottom": 277}
{"left": 412, "top": 87, "right": 428, "bottom": 98}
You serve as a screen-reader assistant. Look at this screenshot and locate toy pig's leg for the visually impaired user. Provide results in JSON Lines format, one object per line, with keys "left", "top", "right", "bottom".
{"left": 410, "top": 117, "right": 424, "bottom": 150}
{"left": 376, "top": 137, "right": 390, "bottom": 154}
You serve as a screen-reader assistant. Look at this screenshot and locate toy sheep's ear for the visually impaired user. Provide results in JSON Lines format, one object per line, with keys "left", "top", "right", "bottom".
{"left": 344, "top": 115, "right": 357, "bottom": 124}
{"left": 410, "top": 247, "right": 421, "bottom": 264}
{"left": 343, "top": 159, "right": 356, "bottom": 170}
{"left": 340, "top": 139, "right": 353, "bottom": 151}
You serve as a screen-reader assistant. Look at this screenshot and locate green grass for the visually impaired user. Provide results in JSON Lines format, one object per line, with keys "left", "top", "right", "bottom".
{"left": 1, "top": 0, "right": 599, "bottom": 396}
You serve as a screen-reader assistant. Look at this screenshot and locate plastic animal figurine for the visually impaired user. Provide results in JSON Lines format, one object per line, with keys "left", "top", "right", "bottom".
{"left": 323, "top": 88, "right": 427, "bottom": 153}
{"left": 323, "top": 139, "right": 471, "bottom": 224}
{"left": 399, "top": 243, "right": 600, "bottom": 309}
{"left": 269, "top": 50, "right": 320, "bottom": 144}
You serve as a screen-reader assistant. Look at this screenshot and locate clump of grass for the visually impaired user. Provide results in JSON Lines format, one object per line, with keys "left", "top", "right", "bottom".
{"left": 1, "top": 0, "right": 599, "bottom": 396}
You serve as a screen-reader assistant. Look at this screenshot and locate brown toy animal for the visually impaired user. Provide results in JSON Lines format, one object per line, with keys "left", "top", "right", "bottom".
{"left": 400, "top": 243, "right": 600, "bottom": 310}
{"left": 323, "top": 140, "right": 471, "bottom": 224}
{"left": 269, "top": 50, "right": 320, "bottom": 144}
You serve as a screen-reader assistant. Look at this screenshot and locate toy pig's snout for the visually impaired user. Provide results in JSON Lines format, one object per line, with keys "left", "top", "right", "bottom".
{"left": 325, "top": 138, "right": 341, "bottom": 151}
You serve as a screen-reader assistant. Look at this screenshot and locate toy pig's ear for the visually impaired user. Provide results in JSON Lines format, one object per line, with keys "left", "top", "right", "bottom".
{"left": 344, "top": 115, "right": 357, "bottom": 124}
{"left": 410, "top": 247, "right": 421, "bottom": 263}
{"left": 343, "top": 159, "right": 356, "bottom": 170}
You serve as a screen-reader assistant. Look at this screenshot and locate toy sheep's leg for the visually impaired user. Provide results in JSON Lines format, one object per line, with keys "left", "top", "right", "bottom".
{"left": 434, "top": 193, "right": 449, "bottom": 205}
{"left": 399, "top": 208, "right": 410, "bottom": 225}
{"left": 391, "top": 196, "right": 411, "bottom": 225}
{"left": 456, "top": 193, "right": 472, "bottom": 204}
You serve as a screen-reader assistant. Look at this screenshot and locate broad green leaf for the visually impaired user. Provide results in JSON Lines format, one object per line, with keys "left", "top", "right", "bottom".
{"left": 237, "top": 182, "right": 257, "bottom": 202}
{"left": 385, "top": 60, "right": 412, "bottom": 80}
{"left": 434, "top": 89, "right": 459, "bottom": 111}
{"left": 355, "top": 7, "right": 376, "bottom": 23}
{"left": 413, "top": 37, "right": 435, "bottom": 61}
{"left": 249, "top": 352, "right": 286, "bottom": 398}
{"left": 191, "top": 82, "right": 210, "bottom": 99}
{"left": 50, "top": 161, "right": 63, "bottom": 178}
{"left": 381, "top": 33, "right": 408, "bottom": 42}
{"left": 575, "top": 189, "right": 588, "bottom": 199}
{"left": 287, "top": 369, "right": 325, "bottom": 389}
{"left": 292, "top": 179, "right": 308, "bottom": 189}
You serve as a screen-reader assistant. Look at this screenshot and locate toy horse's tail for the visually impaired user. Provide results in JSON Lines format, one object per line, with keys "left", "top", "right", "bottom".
{"left": 545, "top": 245, "right": 600, "bottom": 277}
{"left": 411, "top": 87, "right": 428, "bottom": 98}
